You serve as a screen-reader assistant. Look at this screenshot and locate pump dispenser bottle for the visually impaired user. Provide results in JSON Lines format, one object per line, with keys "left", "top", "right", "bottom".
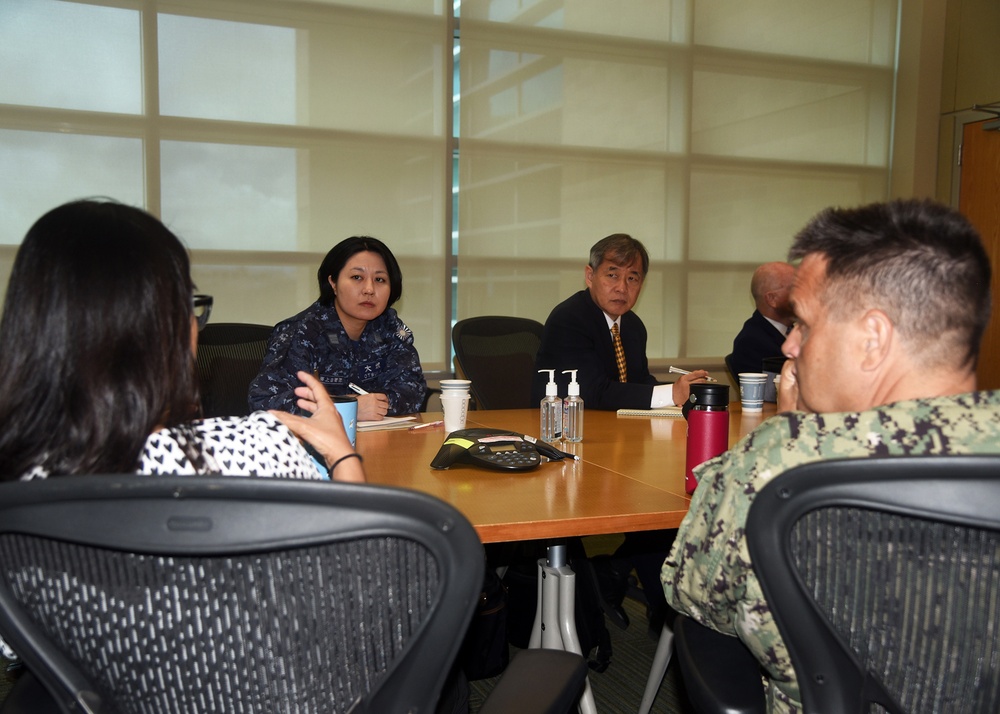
{"left": 561, "top": 369, "right": 584, "bottom": 442}
{"left": 537, "top": 369, "right": 562, "bottom": 442}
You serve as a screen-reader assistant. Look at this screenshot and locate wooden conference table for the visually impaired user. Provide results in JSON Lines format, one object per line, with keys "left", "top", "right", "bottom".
{"left": 356, "top": 404, "right": 775, "bottom": 543}
{"left": 355, "top": 404, "right": 775, "bottom": 713}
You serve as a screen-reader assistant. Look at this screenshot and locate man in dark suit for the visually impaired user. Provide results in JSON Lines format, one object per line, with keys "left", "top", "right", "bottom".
{"left": 728, "top": 262, "right": 795, "bottom": 376}
{"left": 531, "top": 233, "right": 708, "bottom": 638}
{"left": 532, "top": 233, "right": 706, "bottom": 409}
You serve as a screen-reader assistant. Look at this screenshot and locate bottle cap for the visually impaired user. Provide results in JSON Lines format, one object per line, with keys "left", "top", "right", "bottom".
{"left": 562, "top": 369, "right": 580, "bottom": 397}
{"left": 688, "top": 382, "right": 729, "bottom": 407}
{"left": 538, "top": 369, "right": 558, "bottom": 397}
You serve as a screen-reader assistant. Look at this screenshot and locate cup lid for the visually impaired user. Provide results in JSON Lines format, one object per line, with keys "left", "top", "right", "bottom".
{"left": 688, "top": 382, "right": 729, "bottom": 407}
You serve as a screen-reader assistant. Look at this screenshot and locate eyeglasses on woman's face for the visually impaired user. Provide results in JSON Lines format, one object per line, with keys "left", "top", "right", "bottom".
{"left": 192, "top": 294, "right": 213, "bottom": 331}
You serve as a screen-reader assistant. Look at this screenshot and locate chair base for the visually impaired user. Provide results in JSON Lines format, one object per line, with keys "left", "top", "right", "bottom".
{"left": 638, "top": 622, "right": 674, "bottom": 714}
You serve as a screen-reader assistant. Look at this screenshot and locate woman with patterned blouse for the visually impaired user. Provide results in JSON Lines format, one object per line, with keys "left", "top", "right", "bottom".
{"left": 0, "top": 199, "right": 364, "bottom": 485}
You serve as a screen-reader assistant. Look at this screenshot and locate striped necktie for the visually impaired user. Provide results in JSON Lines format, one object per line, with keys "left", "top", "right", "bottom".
{"left": 611, "top": 323, "right": 627, "bottom": 382}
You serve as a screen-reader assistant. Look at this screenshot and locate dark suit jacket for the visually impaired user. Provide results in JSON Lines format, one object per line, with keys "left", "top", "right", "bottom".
{"left": 531, "top": 289, "right": 660, "bottom": 410}
{"left": 729, "top": 309, "right": 786, "bottom": 376}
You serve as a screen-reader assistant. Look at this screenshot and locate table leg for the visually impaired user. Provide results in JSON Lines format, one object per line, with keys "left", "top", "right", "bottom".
{"left": 527, "top": 544, "right": 598, "bottom": 714}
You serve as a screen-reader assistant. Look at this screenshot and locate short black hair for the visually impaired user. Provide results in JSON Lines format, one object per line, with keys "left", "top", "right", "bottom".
{"left": 789, "top": 198, "right": 992, "bottom": 369}
{"left": 317, "top": 236, "right": 403, "bottom": 307}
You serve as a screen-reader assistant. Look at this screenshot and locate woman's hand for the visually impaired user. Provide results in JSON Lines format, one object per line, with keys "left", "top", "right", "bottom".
{"left": 356, "top": 392, "right": 390, "bottom": 421}
{"left": 269, "top": 370, "right": 366, "bottom": 483}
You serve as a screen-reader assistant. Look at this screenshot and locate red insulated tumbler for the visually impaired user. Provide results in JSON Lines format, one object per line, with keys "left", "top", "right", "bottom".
{"left": 684, "top": 382, "right": 730, "bottom": 494}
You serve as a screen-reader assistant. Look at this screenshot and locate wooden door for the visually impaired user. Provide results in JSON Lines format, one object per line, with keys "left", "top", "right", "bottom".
{"left": 959, "top": 119, "right": 1000, "bottom": 390}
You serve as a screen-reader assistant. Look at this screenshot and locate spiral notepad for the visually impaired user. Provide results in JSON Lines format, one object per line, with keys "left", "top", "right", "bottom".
{"left": 616, "top": 407, "right": 683, "bottom": 418}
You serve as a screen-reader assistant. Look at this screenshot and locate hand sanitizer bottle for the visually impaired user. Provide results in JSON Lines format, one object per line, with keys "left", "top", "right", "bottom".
{"left": 537, "top": 369, "right": 562, "bottom": 442}
{"left": 561, "top": 370, "right": 584, "bottom": 442}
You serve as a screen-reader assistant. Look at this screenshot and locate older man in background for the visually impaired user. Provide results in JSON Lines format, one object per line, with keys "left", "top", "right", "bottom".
{"left": 728, "top": 261, "right": 795, "bottom": 376}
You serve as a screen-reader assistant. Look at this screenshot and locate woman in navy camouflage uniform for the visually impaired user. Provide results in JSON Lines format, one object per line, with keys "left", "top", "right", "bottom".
{"left": 249, "top": 236, "right": 426, "bottom": 421}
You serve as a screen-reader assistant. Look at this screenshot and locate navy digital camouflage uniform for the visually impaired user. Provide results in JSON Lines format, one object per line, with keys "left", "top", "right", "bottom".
{"left": 661, "top": 390, "right": 1000, "bottom": 713}
{"left": 248, "top": 301, "right": 426, "bottom": 416}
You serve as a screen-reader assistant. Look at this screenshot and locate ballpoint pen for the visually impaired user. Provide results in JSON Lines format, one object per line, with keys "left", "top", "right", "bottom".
{"left": 409, "top": 420, "right": 443, "bottom": 431}
{"left": 668, "top": 366, "right": 717, "bottom": 382}
{"left": 348, "top": 382, "right": 370, "bottom": 395}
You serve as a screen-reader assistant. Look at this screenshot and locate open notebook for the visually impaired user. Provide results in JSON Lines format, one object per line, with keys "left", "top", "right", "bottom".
{"left": 616, "top": 406, "right": 684, "bottom": 418}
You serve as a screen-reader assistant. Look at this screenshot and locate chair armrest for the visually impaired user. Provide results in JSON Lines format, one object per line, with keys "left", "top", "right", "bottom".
{"left": 478, "top": 649, "right": 587, "bottom": 714}
{"left": 673, "top": 615, "right": 766, "bottom": 714}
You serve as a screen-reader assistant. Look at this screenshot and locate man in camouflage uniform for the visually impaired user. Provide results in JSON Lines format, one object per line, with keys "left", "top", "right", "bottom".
{"left": 661, "top": 198, "right": 1000, "bottom": 713}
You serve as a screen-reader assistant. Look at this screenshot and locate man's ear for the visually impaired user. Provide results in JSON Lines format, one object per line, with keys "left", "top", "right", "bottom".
{"left": 584, "top": 264, "right": 595, "bottom": 289}
{"left": 860, "top": 309, "right": 893, "bottom": 370}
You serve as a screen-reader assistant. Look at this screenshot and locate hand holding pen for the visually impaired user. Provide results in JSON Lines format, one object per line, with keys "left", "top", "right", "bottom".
{"left": 668, "top": 366, "right": 717, "bottom": 383}
{"left": 347, "top": 382, "right": 390, "bottom": 421}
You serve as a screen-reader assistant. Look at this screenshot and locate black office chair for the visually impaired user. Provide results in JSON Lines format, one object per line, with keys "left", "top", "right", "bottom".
{"left": 675, "top": 455, "right": 1000, "bottom": 714}
{"left": 452, "top": 316, "right": 544, "bottom": 410}
{"left": 723, "top": 353, "right": 740, "bottom": 395}
{"left": 0, "top": 476, "right": 586, "bottom": 714}
{"left": 196, "top": 322, "right": 273, "bottom": 417}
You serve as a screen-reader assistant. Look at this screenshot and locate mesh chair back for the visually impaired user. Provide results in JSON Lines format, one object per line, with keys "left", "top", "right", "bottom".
{"left": 452, "top": 316, "right": 544, "bottom": 409}
{"left": 0, "top": 476, "right": 484, "bottom": 714}
{"left": 748, "top": 456, "right": 1000, "bottom": 714}
{"left": 196, "top": 323, "right": 273, "bottom": 418}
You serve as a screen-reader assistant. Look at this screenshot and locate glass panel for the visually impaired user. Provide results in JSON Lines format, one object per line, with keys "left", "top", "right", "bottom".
{"left": 461, "top": 39, "right": 685, "bottom": 151}
{"left": 461, "top": 0, "right": 687, "bottom": 43}
{"left": 301, "top": 140, "right": 445, "bottom": 256}
{"left": 191, "top": 261, "right": 316, "bottom": 328}
{"left": 686, "top": 268, "right": 755, "bottom": 358}
{"left": 159, "top": 15, "right": 297, "bottom": 124}
{"left": 692, "top": 66, "right": 892, "bottom": 166}
{"left": 161, "top": 141, "right": 298, "bottom": 251}
{"left": 288, "top": 0, "right": 446, "bottom": 13}
{"left": 0, "top": 130, "right": 144, "bottom": 246}
{"left": 635, "top": 265, "right": 684, "bottom": 359}
{"left": 0, "top": 0, "right": 141, "bottom": 113}
{"left": 688, "top": 166, "right": 887, "bottom": 263}
{"left": 299, "top": 18, "right": 445, "bottom": 136}
{"left": 170, "top": 137, "right": 446, "bottom": 365}
{"left": 160, "top": 11, "right": 444, "bottom": 136}
{"left": 694, "top": 0, "right": 897, "bottom": 65}
{"left": 459, "top": 146, "right": 683, "bottom": 261}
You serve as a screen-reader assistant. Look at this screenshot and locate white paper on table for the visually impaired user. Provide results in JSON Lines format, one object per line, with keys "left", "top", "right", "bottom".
{"left": 357, "top": 416, "right": 417, "bottom": 431}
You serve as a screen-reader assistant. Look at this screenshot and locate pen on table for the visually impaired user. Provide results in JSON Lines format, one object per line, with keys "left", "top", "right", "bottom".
{"left": 409, "top": 420, "right": 443, "bottom": 431}
{"left": 348, "top": 382, "right": 370, "bottom": 395}
{"left": 668, "top": 366, "right": 717, "bottom": 382}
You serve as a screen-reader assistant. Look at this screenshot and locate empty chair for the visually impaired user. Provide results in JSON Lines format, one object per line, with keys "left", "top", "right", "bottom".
{"left": 196, "top": 322, "right": 273, "bottom": 417}
{"left": 452, "top": 316, "right": 544, "bottom": 409}
{"left": 0, "top": 475, "right": 587, "bottom": 714}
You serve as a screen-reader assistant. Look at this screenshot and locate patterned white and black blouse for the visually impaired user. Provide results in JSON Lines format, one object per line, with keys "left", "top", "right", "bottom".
{"left": 22, "top": 412, "right": 325, "bottom": 481}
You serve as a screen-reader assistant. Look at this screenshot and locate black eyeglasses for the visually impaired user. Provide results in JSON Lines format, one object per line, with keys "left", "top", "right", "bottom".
{"left": 193, "top": 294, "right": 213, "bottom": 331}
